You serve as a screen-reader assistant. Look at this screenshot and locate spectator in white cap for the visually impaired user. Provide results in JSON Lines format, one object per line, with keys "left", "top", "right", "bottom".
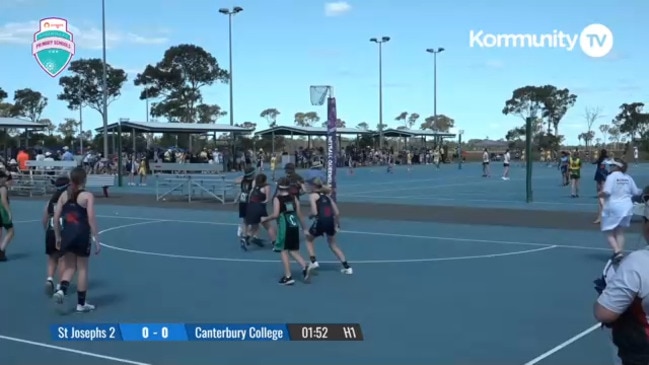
{"left": 61, "top": 147, "right": 74, "bottom": 161}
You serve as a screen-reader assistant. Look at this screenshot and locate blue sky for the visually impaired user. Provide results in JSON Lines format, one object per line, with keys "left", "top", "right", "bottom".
{"left": 0, "top": 0, "right": 645, "bottom": 144}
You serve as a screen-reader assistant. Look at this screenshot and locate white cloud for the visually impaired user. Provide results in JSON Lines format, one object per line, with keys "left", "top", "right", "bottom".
{"left": 325, "top": 1, "right": 351, "bottom": 17}
{"left": 0, "top": 20, "right": 168, "bottom": 50}
{"left": 484, "top": 60, "right": 505, "bottom": 69}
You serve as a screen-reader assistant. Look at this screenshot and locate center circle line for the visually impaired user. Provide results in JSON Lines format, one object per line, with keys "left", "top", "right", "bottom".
{"left": 97, "top": 220, "right": 557, "bottom": 264}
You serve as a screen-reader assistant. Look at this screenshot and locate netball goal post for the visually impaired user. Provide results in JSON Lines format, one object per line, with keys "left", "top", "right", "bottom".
{"left": 310, "top": 85, "right": 337, "bottom": 201}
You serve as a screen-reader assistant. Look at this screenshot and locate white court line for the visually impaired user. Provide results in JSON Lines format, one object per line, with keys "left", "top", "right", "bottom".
{"left": 522, "top": 323, "right": 601, "bottom": 365}
{"left": 345, "top": 194, "right": 597, "bottom": 207}
{"left": 98, "top": 219, "right": 557, "bottom": 263}
{"left": 339, "top": 175, "right": 558, "bottom": 197}
{"left": 339, "top": 175, "right": 468, "bottom": 189}
{"left": 0, "top": 220, "right": 157, "bottom": 365}
{"left": 340, "top": 180, "right": 496, "bottom": 197}
{"left": 95, "top": 214, "right": 612, "bottom": 253}
{"left": 0, "top": 335, "right": 152, "bottom": 365}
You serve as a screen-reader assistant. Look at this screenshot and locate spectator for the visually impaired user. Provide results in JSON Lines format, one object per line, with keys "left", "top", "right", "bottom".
{"left": 595, "top": 250, "right": 649, "bottom": 365}
{"left": 61, "top": 147, "right": 74, "bottom": 161}
{"left": 16, "top": 149, "right": 29, "bottom": 171}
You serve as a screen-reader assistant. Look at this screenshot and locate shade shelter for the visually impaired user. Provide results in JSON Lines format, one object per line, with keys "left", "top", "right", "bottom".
{"left": 0, "top": 117, "right": 48, "bottom": 130}
{"left": 95, "top": 120, "right": 254, "bottom": 152}
{"left": 0, "top": 117, "right": 47, "bottom": 153}
{"left": 377, "top": 128, "right": 456, "bottom": 147}
{"left": 95, "top": 120, "right": 254, "bottom": 186}
{"left": 254, "top": 125, "right": 371, "bottom": 153}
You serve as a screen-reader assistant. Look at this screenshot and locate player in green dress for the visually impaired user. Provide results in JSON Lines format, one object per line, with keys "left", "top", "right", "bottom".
{"left": 0, "top": 171, "right": 15, "bottom": 261}
{"left": 261, "top": 177, "right": 316, "bottom": 285}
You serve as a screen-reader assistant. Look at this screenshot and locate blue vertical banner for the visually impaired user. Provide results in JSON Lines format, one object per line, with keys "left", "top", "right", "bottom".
{"left": 326, "top": 96, "right": 337, "bottom": 201}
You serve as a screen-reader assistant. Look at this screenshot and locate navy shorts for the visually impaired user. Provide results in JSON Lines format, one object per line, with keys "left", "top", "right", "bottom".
{"left": 308, "top": 220, "right": 336, "bottom": 238}
{"left": 245, "top": 203, "right": 267, "bottom": 225}
{"left": 60, "top": 236, "right": 91, "bottom": 257}
{"left": 238, "top": 203, "right": 247, "bottom": 219}
{"left": 45, "top": 229, "right": 59, "bottom": 256}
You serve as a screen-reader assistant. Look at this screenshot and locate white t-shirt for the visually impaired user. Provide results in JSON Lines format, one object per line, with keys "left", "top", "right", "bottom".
{"left": 482, "top": 151, "right": 489, "bottom": 163}
{"left": 503, "top": 152, "right": 510, "bottom": 164}
{"left": 602, "top": 171, "right": 642, "bottom": 218}
{"left": 598, "top": 248, "right": 649, "bottom": 334}
{"left": 634, "top": 148, "right": 639, "bottom": 159}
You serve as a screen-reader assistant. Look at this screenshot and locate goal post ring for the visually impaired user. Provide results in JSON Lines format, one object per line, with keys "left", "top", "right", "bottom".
{"left": 309, "top": 85, "right": 333, "bottom": 106}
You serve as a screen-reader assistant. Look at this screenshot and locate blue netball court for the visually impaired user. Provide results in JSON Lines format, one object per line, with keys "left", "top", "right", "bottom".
{"left": 1, "top": 162, "right": 647, "bottom": 365}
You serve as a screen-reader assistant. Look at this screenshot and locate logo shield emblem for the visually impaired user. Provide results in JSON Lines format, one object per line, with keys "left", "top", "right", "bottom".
{"left": 32, "top": 17, "right": 75, "bottom": 77}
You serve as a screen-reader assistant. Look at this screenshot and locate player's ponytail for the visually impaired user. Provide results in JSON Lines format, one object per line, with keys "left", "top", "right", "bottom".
{"left": 311, "top": 178, "right": 332, "bottom": 195}
{"left": 67, "top": 167, "right": 87, "bottom": 198}
{"left": 319, "top": 184, "right": 332, "bottom": 194}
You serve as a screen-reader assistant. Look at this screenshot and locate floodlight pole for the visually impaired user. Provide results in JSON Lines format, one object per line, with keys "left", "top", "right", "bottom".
{"left": 370, "top": 36, "right": 390, "bottom": 150}
{"left": 426, "top": 47, "right": 445, "bottom": 129}
{"left": 101, "top": 0, "right": 109, "bottom": 159}
{"left": 220, "top": 6, "right": 243, "bottom": 167}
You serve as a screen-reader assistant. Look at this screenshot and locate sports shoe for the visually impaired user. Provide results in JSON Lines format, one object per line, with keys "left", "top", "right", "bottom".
{"left": 278, "top": 276, "right": 295, "bottom": 285}
{"left": 239, "top": 237, "right": 248, "bottom": 251}
{"left": 45, "top": 280, "right": 55, "bottom": 296}
{"left": 251, "top": 237, "right": 264, "bottom": 247}
{"left": 53, "top": 289, "right": 65, "bottom": 304}
{"left": 341, "top": 267, "right": 353, "bottom": 275}
{"left": 76, "top": 303, "right": 95, "bottom": 312}
{"left": 303, "top": 263, "right": 317, "bottom": 282}
{"left": 310, "top": 261, "right": 320, "bottom": 269}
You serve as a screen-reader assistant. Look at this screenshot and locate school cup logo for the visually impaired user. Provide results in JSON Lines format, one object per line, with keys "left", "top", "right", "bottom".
{"left": 32, "top": 18, "right": 75, "bottom": 77}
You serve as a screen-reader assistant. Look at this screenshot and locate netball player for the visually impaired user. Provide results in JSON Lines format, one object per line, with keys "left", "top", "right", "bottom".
{"left": 283, "top": 163, "right": 306, "bottom": 199}
{"left": 481, "top": 149, "right": 490, "bottom": 177}
{"left": 593, "top": 149, "right": 609, "bottom": 224}
{"left": 52, "top": 167, "right": 101, "bottom": 312}
{"left": 245, "top": 173, "right": 275, "bottom": 247}
{"left": 559, "top": 151, "right": 569, "bottom": 186}
{"left": 42, "top": 176, "right": 69, "bottom": 295}
{"left": 406, "top": 151, "right": 412, "bottom": 172}
{"left": 568, "top": 151, "right": 582, "bottom": 197}
{"left": 304, "top": 178, "right": 352, "bottom": 274}
{"left": 261, "top": 177, "right": 315, "bottom": 285}
{"left": 235, "top": 167, "right": 256, "bottom": 250}
{"left": 138, "top": 156, "right": 148, "bottom": 186}
{"left": 501, "top": 149, "right": 511, "bottom": 180}
{"left": 0, "top": 171, "right": 14, "bottom": 261}
{"left": 270, "top": 153, "right": 277, "bottom": 181}
{"left": 386, "top": 154, "right": 394, "bottom": 174}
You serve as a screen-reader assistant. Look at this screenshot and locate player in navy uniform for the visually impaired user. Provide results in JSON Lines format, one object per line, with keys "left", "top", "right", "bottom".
{"left": 0, "top": 171, "right": 14, "bottom": 261}
{"left": 282, "top": 163, "right": 306, "bottom": 199}
{"left": 304, "top": 178, "right": 352, "bottom": 274}
{"left": 244, "top": 173, "right": 275, "bottom": 247}
{"left": 261, "top": 177, "right": 315, "bottom": 285}
{"left": 236, "top": 167, "right": 255, "bottom": 250}
{"left": 41, "top": 176, "right": 69, "bottom": 295}
{"left": 52, "top": 167, "right": 101, "bottom": 312}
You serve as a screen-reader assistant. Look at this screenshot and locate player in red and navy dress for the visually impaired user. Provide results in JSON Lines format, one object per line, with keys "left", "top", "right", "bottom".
{"left": 304, "top": 177, "right": 352, "bottom": 275}
{"left": 41, "top": 176, "right": 69, "bottom": 296}
{"left": 52, "top": 167, "right": 101, "bottom": 312}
